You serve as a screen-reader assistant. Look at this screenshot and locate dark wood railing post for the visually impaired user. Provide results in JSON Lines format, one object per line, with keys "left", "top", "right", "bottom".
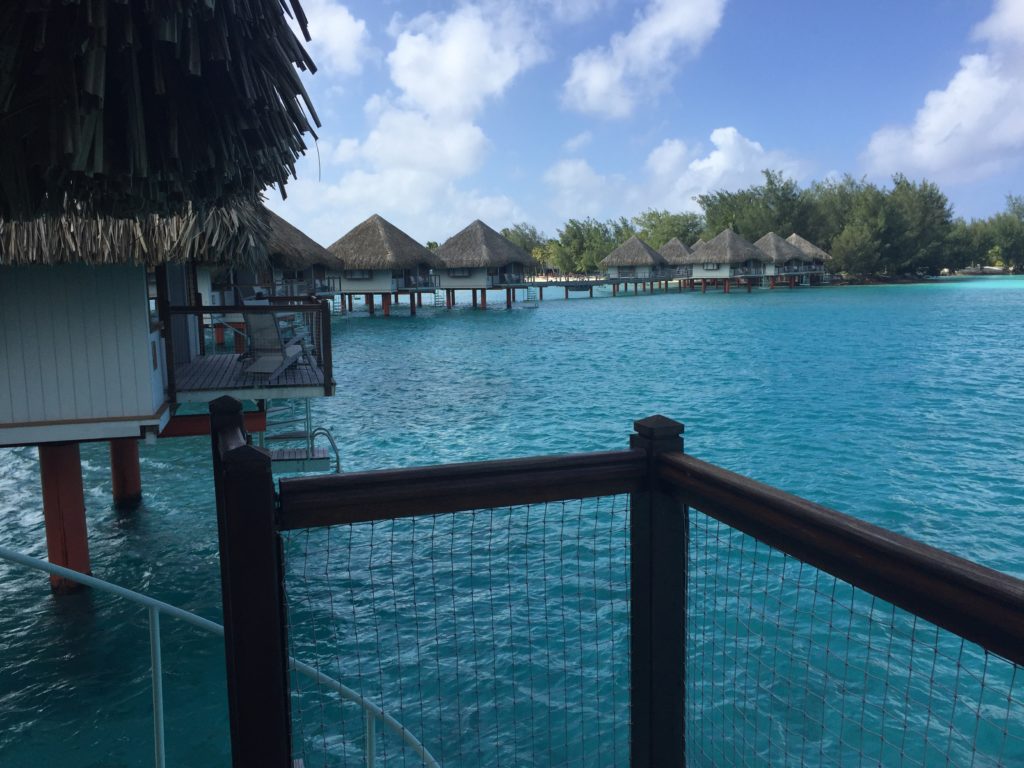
{"left": 319, "top": 298, "right": 333, "bottom": 396}
{"left": 154, "top": 264, "right": 177, "bottom": 400}
{"left": 629, "top": 415, "right": 686, "bottom": 768}
{"left": 209, "top": 396, "right": 292, "bottom": 768}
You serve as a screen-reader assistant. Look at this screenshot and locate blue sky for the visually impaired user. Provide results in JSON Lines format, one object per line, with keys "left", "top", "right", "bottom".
{"left": 266, "top": 0, "right": 1024, "bottom": 246}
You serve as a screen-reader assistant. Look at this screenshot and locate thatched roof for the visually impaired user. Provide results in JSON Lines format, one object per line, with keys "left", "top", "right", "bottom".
{"left": 659, "top": 238, "right": 692, "bottom": 266}
{"left": 0, "top": 200, "right": 270, "bottom": 268}
{"left": 1, "top": 1, "right": 320, "bottom": 220}
{"left": 754, "top": 232, "right": 807, "bottom": 264}
{"left": 437, "top": 220, "right": 534, "bottom": 269}
{"left": 266, "top": 210, "right": 336, "bottom": 271}
{"left": 691, "top": 238, "right": 707, "bottom": 250}
{"left": 787, "top": 233, "right": 832, "bottom": 261}
{"left": 600, "top": 236, "right": 665, "bottom": 268}
{"left": 329, "top": 214, "right": 441, "bottom": 271}
{"left": 699, "top": 229, "right": 765, "bottom": 265}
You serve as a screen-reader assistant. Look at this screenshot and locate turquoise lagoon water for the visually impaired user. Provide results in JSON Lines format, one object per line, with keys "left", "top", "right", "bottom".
{"left": 1, "top": 277, "right": 1023, "bottom": 765}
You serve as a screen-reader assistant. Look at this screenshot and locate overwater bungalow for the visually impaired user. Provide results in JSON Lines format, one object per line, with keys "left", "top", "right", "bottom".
{"left": 754, "top": 231, "right": 810, "bottom": 287}
{"left": 692, "top": 228, "right": 769, "bottom": 291}
{"left": 327, "top": 214, "right": 441, "bottom": 315}
{"left": 436, "top": 219, "right": 535, "bottom": 308}
{"left": 787, "top": 232, "right": 833, "bottom": 283}
{"left": 264, "top": 210, "right": 338, "bottom": 296}
{"left": 659, "top": 237, "right": 694, "bottom": 278}
{"left": 600, "top": 235, "right": 666, "bottom": 279}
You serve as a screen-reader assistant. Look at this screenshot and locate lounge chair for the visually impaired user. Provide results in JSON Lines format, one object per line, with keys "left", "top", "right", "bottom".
{"left": 240, "top": 298, "right": 308, "bottom": 383}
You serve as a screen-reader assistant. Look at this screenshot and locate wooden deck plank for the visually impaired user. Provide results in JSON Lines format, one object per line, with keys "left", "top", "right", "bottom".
{"left": 175, "top": 354, "right": 324, "bottom": 394}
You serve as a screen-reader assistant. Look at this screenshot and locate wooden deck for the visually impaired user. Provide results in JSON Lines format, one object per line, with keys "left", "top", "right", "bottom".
{"left": 174, "top": 353, "right": 326, "bottom": 402}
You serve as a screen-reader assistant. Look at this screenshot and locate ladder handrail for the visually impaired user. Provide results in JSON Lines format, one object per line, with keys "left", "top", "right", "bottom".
{"left": 0, "top": 545, "right": 439, "bottom": 768}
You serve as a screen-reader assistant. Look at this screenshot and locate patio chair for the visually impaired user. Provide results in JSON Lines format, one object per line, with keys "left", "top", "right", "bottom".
{"left": 240, "top": 298, "right": 308, "bottom": 383}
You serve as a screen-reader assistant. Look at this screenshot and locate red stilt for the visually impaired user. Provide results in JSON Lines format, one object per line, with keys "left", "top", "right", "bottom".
{"left": 231, "top": 323, "right": 246, "bottom": 353}
{"left": 417, "top": 292, "right": 423, "bottom": 307}
{"left": 39, "top": 443, "right": 90, "bottom": 592}
{"left": 481, "top": 290, "right": 487, "bottom": 308}
{"left": 215, "top": 326, "right": 225, "bottom": 345}
{"left": 724, "top": 279, "right": 731, "bottom": 294}
{"left": 110, "top": 438, "right": 142, "bottom": 510}
{"left": 770, "top": 277, "right": 776, "bottom": 289}
{"left": 382, "top": 293, "right": 391, "bottom": 317}
{"left": 472, "top": 289, "right": 478, "bottom": 309}
{"left": 701, "top": 280, "right": 706, "bottom": 294}
{"left": 790, "top": 276, "right": 796, "bottom": 288}
{"left": 410, "top": 294, "right": 417, "bottom": 316}
{"left": 366, "top": 294, "right": 375, "bottom": 315}
{"left": 506, "top": 288, "right": 513, "bottom": 309}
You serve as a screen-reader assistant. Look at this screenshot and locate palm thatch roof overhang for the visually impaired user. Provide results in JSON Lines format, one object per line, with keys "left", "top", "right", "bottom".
{"left": 659, "top": 238, "right": 692, "bottom": 266}
{"left": 754, "top": 232, "right": 808, "bottom": 264}
{"left": 787, "top": 233, "right": 832, "bottom": 262}
{"left": 328, "top": 214, "right": 441, "bottom": 271}
{"left": 600, "top": 236, "right": 666, "bottom": 268}
{"left": 691, "top": 238, "right": 707, "bottom": 251}
{"left": 266, "top": 210, "right": 337, "bottom": 271}
{"left": 437, "top": 220, "right": 534, "bottom": 270}
{"left": 699, "top": 229, "right": 765, "bottom": 265}
{"left": 0, "top": 200, "right": 271, "bottom": 269}
{"left": 1, "top": 1, "right": 320, "bottom": 220}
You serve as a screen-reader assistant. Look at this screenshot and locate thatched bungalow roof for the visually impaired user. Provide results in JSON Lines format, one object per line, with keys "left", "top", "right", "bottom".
{"left": 699, "top": 229, "right": 765, "bottom": 265}
{"left": 328, "top": 214, "right": 441, "bottom": 271}
{"left": 600, "top": 236, "right": 665, "bottom": 268}
{"left": 266, "top": 211, "right": 337, "bottom": 271}
{"left": 754, "top": 232, "right": 807, "bottom": 264}
{"left": 659, "top": 238, "right": 692, "bottom": 266}
{"left": 437, "top": 220, "right": 533, "bottom": 269}
{"left": 787, "top": 233, "right": 832, "bottom": 262}
{"left": 1, "top": 1, "right": 320, "bottom": 220}
{"left": 0, "top": 200, "right": 271, "bottom": 268}
{"left": 691, "top": 238, "right": 707, "bottom": 251}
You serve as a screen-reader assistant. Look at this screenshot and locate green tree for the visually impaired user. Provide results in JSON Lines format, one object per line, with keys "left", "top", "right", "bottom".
{"left": 425, "top": 240, "right": 439, "bottom": 250}
{"left": 556, "top": 217, "right": 616, "bottom": 273}
{"left": 500, "top": 223, "right": 547, "bottom": 254}
{"left": 630, "top": 209, "right": 704, "bottom": 249}
{"left": 883, "top": 175, "right": 953, "bottom": 274}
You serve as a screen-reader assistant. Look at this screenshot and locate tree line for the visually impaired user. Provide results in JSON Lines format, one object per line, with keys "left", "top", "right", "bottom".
{"left": 498, "top": 171, "right": 1024, "bottom": 276}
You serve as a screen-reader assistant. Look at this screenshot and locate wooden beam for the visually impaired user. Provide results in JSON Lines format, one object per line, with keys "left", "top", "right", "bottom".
{"left": 39, "top": 442, "right": 90, "bottom": 592}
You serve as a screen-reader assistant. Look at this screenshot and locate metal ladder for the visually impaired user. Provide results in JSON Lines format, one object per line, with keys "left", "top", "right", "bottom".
{"left": 258, "top": 400, "right": 340, "bottom": 473}
{"left": 433, "top": 290, "right": 446, "bottom": 308}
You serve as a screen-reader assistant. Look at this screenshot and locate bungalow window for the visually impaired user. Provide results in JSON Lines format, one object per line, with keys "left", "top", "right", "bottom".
{"left": 448, "top": 268, "right": 471, "bottom": 277}
{"left": 703, "top": 262, "right": 719, "bottom": 270}
{"left": 281, "top": 269, "right": 303, "bottom": 281}
{"left": 343, "top": 269, "right": 372, "bottom": 279}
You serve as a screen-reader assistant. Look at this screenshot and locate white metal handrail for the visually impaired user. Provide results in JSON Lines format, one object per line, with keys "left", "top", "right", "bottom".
{"left": 0, "top": 545, "right": 440, "bottom": 768}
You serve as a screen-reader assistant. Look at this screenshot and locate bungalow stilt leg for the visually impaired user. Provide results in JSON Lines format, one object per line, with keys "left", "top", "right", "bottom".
{"left": 701, "top": 280, "right": 706, "bottom": 293}
{"left": 410, "top": 294, "right": 417, "bottom": 316}
{"left": 538, "top": 286, "right": 544, "bottom": 300}
{"left": 215, "top": 326, "right": 225, "bottom": 345}
{"left": 39, "top": 442, "right": 90, "bottom": 593}
{"left": 110, "top": 438, "right": 142, "bottom": 510}
{"left": 382, "top": 293, "right": 391, "bottom": 317}
{"left": 472, "top": 290, "right": 478, "bottom": 309}
{"left": 480, "top": 290, "right": 487, "bottom": 308}
{"left": 634, "top": 283, "right": 638, "bottom": 295}
{"left": 747, "top": 280, "right": 752, "bottom": 293}
{"left": 506, "top": 288, "right": 513, "bottom": 309}
{"left": 417, "top": 292, "right": 423, "bottom": 307}
{"left": 589, "top": 286, "right": 594, "bottom": 298}
{"left": 565, "top": 287, "right": 569, "bottom": 299}
{"left": 232, "top": 322, "right": 246, "bottom": 354}
{"left": 366, "top": 294, "right": 375, "bottom": 315}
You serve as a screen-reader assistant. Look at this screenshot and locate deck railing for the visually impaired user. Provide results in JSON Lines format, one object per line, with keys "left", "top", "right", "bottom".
{"left": 209, "top": 399, "right": 1024, "bottom": 767}
{"left": 164, "top": 296, "right": 333, "bottom": 398}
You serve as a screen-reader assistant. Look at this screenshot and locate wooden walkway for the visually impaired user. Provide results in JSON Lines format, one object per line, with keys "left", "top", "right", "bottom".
{"left": 175, "top": 353, "right": 324, "bottom": 393}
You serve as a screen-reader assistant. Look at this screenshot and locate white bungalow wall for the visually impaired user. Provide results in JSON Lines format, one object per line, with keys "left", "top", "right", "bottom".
{"left": 691, "top": 264, "right": 729, "bottom": 279}
{"left": 330, "top": 270, "right": 396, "bottom": 294}
{"left": 0, "top": 265, "right": 168, "bottom": 446}
{"left": 606, "top": 266, "right": 655, "bottom": 279}
{"left": 436, "top": 268, "right": 490, "bottom": 290}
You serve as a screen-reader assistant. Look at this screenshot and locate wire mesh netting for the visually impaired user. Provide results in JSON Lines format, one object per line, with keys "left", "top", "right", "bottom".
{"left": 283, "top": 495, "right": 631, "bottom": 767}
{"left": 687, "top": 510, "right": 1024, "bottom": 767}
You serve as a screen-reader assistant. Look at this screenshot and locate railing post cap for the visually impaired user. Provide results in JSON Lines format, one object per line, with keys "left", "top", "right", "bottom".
{"left": 633, "top": 415, "right": 684, "bottom": 439}
{"left": 210, "top": 396, "right": 243, "bottom": 416}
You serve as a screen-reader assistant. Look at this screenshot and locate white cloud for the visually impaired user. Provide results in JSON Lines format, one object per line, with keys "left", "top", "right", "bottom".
{"left": 563, "top": 130, "right": 593, "bottom": 152}
{"left": 300, "top": 1, "right": 372, "bottom": 76}
{"left": 563, "top": 0, "right": 727, "bottom": 117}
{"left": 387, "top": 4, "right": 546, "bottom": 118}
{"left": 544, "top": 127, "right": 803, "bottom": 218}
{"left": 267, "top": 3, "right": 544, "bottom": 243}
{"left": 864, "top": 0, "right": 1024, "bottom": 182}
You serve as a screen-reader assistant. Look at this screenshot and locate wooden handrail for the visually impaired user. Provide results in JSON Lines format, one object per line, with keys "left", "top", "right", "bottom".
{"left": 277, "top": 449, "right": 647, "bottom": 529}
{"left": 657, "top": 451, "right": 1024, "bottom": 666}
{"left": 167, "top": 303, "right": 322, "bottom": 315}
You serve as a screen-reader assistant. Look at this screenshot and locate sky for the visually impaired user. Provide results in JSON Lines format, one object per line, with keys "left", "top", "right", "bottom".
{"left": 264, "top": 0, "right": 1024, "bottom": 247}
